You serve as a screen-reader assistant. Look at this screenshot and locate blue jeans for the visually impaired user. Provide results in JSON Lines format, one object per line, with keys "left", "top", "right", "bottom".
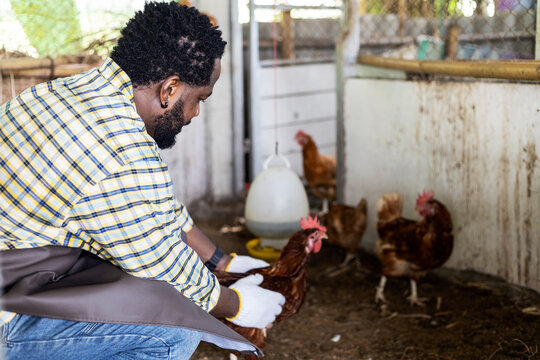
{"left": 1, "top": 314, "right": 202, "bottom": 360}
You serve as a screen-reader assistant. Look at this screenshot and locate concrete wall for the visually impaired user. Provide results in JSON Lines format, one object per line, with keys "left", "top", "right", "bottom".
{"left": 344, "top": 77, "right": 539, "bottom": 292}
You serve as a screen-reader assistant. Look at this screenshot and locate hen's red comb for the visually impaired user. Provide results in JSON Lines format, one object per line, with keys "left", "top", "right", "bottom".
{"left": 300, "top": 215, "right": 327, "bottom": 233}
{"left": 416, "top": 190, "right": 434, "bottom": 205}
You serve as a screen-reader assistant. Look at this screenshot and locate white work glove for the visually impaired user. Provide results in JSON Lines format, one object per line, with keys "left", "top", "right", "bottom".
{"left": 226, "top": 253, "right": 269, "bottom": 273}
{"left": 227, "top": 274, "right": 285, "bottom": 329}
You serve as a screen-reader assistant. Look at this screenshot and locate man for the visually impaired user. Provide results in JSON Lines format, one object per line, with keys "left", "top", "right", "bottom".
{"left": 0, "top": 2, "right": 284, "bottom": 359}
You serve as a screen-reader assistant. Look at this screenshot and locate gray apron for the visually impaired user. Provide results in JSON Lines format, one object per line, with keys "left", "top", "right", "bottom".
{"left": 0, "top": 245, "right": 262, "bottom": 357}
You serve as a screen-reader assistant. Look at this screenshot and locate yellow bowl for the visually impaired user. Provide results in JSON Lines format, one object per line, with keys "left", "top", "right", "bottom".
{"left": 246, "top": 238, "right": 282, "bottom": 262}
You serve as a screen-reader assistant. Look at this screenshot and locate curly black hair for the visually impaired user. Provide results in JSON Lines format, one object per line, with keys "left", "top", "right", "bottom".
{"left": 111, "top": 1, "right": 227, "bottom": 88}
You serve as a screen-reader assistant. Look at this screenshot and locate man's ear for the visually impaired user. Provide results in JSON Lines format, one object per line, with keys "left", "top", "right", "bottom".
{"left": 159, "top": 75, "right": 182, "bottom": 108}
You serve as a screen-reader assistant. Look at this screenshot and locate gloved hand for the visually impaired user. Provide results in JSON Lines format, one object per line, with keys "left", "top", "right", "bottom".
{"left": 226, "top": 253, "right": 269, "bottom": 273}
{"left": 227, "top": 274, "right": 285, "bottom": 329}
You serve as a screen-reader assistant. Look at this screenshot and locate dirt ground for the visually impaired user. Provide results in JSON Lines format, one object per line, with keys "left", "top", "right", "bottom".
{"left": 191, "top": 214, "right": 540, "bottom": 360}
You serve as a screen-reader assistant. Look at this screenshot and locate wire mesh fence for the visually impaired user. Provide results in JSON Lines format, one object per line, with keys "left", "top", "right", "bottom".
{"left": 359, "top": 0, "right": 537, "bottom": 61}
{"left": 246, "top": 0, "right": 536, "bottom": 63}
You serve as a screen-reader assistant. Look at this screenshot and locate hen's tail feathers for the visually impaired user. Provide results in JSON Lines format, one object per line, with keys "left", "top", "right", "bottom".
{"left": 356, "top": 198, "right": 367, "bottom": 214}
{"left": 377, "top": 192, "right": 403, "bottom": 223}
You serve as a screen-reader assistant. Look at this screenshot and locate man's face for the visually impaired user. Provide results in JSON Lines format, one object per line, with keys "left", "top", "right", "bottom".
{"left": 153, "top": 59, "right": 222, "bottom": 149}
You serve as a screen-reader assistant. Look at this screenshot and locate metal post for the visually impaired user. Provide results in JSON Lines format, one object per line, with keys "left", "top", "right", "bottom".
{"left": 336, "top": 0, "right": 361, "bottom": 203}
{"left": 231, "top": 0, "right": 245, "bottom": 196}
{"left": 249, "top": 0, "right": 262, "bottom": 180}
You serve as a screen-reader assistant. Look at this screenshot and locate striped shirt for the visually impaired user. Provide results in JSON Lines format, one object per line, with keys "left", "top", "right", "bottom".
{"left": 0, "top": 58, "right": 220, "bottom": 324}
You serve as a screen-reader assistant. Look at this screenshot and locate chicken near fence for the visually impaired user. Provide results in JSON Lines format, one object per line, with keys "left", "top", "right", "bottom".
{"left": 294, "top": 130, "right": 337, "bottom": 214}
{"left": 375, "top": 191, "right": 453, "bottom": 306}
{"left": 321, "top": 198, "right": 367, "bottom": 275}
{"left": 213, "top": 216, "right": 327, "bottom": 359}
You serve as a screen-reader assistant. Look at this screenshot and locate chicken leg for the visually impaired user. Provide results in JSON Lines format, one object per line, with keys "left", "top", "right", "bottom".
{"left": 406, "top": 279, "right": 427, "bottom": 306}
{"left": 325, "top": 252, "right": 359, "bottom": 278}
{"left": 320, "top": 198, "right": 329, "bottom": 215}
{"left": 375, "top": 275, "right": 387, "bottom": 303}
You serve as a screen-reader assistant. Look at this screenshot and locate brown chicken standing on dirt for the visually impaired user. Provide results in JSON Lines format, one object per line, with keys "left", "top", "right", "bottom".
{"left": 213, "top": 216, "right": 327, "bottom": 358}
{"left": 294, "top": 130, "right": 336, "bottom": 213}
{"left": 375, "top": 191, "right": 453, "bottom": 306}
{"left": 321, "top": 198, "right": 367, "bottom": 273}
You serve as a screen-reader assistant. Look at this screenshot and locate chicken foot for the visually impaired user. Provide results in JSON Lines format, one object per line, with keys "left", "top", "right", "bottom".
{"left": 340, "top": 252, "right": 357, "bottom": 268}
{"left": 325, "top": 253, "right": 363, "bottom": 278}
{"left": 375, "top": 275, "right": 387, "bottom": 303}
{"left": 320, "top": 198, "right": 330, "bottom": 215}
{"left": 406, "top": 279, "right": 428, "bottom": 307}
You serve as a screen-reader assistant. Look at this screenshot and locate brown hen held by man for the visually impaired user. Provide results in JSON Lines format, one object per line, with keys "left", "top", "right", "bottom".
{"left": 213, "top": 216, "right": 327, "bottom": 359}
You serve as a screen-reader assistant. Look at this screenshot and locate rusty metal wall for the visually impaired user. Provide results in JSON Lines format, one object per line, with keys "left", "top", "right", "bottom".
{"left": 344, "top": 77, "right": 539, "bottom": 291}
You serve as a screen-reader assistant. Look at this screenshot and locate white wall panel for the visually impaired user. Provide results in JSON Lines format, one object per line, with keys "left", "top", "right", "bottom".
{"left": 260, "top": 63, "right": 335, "bottom": 97}
{"left": 260, "top": 91, "right": 336, "bottom": 128}
{"left": 257, "top": 63, "right": 337, "bottom": 180}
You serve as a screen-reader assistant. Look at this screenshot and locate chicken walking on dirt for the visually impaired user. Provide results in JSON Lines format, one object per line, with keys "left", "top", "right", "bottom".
{"left": 375, "top": 191, "right": 453, "bottom": 306}
{"left": 213, "top": 216, "right": 327, "bottom": 359}
{"left": 321, "top": 198, "right": 367, "bottom": 275}
{"left": 294, "top": 130, "right": 336, "bottom": 214}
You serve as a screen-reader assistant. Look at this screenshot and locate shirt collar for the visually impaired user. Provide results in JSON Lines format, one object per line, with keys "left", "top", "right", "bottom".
{"left": 98, "top": 58, "right": 135, "bottom": 105}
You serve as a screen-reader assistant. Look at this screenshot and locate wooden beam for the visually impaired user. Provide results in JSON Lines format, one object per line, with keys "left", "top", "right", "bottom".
{"left": 0, "top": 57, "right": 69, "bottom": 71}
{"left": 2, "top": 63, "right": 95, "bottom": 78}
{"left": 357, "top": 55, "right": 540, "bottom": 81}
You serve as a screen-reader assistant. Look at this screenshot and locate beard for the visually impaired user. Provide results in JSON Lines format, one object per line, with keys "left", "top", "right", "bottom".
{"left": 153, "top": 98, "right": 191, "bottom": 149}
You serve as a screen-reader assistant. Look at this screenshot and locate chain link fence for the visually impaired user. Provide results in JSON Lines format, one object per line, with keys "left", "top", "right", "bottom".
{"left": 359, "top": 0, "right": 537, "bottom": 60}
{"left": 244, "top": 0, "right": 536, "bottom": 63}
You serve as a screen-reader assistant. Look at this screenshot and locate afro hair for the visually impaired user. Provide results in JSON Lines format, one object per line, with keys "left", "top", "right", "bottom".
{"left": 111, "top": 1, "right": 227, "bottom": 88}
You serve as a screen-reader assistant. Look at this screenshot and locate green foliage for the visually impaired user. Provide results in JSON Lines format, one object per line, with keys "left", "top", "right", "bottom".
{"left": 447, "top": 0, "right": 459, "bottom": 15}
{"left": 366, "top": 0, "right": 387, "bottom": 15}
{"left": 10, "top": 0, "right": 82, "bottom": 57}
{"left": 432, "top": 0, "right": 462, "bottom": 17}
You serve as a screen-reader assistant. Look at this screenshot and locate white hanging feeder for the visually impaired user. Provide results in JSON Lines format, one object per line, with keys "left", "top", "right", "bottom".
{"left": 244, "top": 154, "right": 309, "bottom": 259}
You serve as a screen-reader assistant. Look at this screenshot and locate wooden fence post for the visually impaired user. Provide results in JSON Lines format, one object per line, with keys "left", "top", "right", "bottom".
{"left": 281, "top": 10, "right": 295, "bottom": 60}
{"left": 445, "top": 23, "right": 459, "bottom": 60}
{"left": 398, "top": 0, "right": 407, "bottom": 37}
